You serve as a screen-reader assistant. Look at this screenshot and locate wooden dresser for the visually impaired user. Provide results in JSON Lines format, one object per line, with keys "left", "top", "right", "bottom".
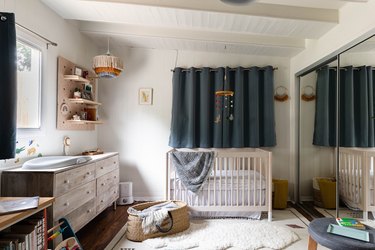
{"left": 1, "top": 153, "right": 119, "bottom": 232}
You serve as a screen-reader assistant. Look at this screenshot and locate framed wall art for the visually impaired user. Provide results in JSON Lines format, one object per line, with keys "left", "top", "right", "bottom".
{"left": 139, "top": 88, "right": 153, "bottom": 105}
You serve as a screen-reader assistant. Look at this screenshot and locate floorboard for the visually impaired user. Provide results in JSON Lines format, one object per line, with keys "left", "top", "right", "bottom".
{"left": 76, "top": 203, "right": 138, "bottom": 250}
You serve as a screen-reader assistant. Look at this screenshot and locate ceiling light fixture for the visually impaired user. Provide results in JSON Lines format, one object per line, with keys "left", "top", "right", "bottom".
{"left": 93, "top": 37, "right": 123, "bottom": 79}
{"left": 220, "top": 0, "right": 256, "bottom": 5}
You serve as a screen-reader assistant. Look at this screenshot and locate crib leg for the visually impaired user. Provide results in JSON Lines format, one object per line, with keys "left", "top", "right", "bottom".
{"left": 363, "top": 210, "right": 368, "bottom": 221}
{"left": 268, "top": 211, "right": 272, "bottom": 222}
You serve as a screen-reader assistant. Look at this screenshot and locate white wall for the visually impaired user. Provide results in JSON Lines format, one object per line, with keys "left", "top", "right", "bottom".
{"left": 289, "top": 1, "right": 375, "bottom": 201}
{"left": 0, "top": 0, "right": 99, "bottom": 168}
{"left": 98, "top": 48, "right": 291, "bottom": 200}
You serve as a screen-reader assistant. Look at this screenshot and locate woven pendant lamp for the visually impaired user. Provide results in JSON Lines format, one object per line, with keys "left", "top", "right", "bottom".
{"left": 93, "top": 37, "right": 123, "bottom": 78}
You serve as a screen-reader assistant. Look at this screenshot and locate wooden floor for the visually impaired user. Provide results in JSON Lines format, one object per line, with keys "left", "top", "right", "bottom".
{"left": 76, "top": 203, "right": 135, "bottom": 250}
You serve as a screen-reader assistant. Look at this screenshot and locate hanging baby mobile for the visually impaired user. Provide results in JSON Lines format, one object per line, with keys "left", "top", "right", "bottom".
{"left": 215, "top": 72, "right": 234, "bottom": 123}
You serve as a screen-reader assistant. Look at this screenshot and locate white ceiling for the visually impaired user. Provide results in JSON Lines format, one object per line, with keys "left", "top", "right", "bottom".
{"left": 41, "top": 0, "right": 370, "bottom": 57}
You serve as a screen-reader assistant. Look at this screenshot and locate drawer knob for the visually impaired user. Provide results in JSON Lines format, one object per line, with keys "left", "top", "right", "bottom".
{"left": 101, "top": 200, "right": 104, "bottom": 203}
{"left": 114, "top": 176, "right": 117, "bottom": 179}
{"left": 64, "top": 180, "right": 70, "bottom": 184}
{"left": 64, "top": 202, "right": 69, "bottom": 206}
{"left": 101, "top": 183, "right": 105, "bottom": 186}
{"left": 86, "top": 172, "right": 91, "bottom": 175}
{"left": 100, "top": 167, "right": 104, "bottom": 169}
{"left": 87, "top": 190, "right": 91, "bottom": 194}
{"left": 87, "top": 209, "right": 92, "bottom": 213}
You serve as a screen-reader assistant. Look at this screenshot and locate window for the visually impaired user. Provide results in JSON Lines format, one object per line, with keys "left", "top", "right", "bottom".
{"left": 16, "top": 39, "right": 42, "bottom": 129}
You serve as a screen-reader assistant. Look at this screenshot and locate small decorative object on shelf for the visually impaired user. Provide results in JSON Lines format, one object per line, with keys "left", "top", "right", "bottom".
{"left": 73, "top": 88, "right": 81, "bottom": 99}
{"left": 74, "top": 66, "right": 83, "bottom": 77}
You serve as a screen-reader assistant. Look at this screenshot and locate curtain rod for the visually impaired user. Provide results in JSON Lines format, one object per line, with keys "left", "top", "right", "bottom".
{"left": 322, "top": 66, "right": 375, "bottom": 71}
{"left": 16, "top": 22, "right": 58, "bottom": 49}
{"left": 170, "top": 67, "right": 278, "bottom": 72}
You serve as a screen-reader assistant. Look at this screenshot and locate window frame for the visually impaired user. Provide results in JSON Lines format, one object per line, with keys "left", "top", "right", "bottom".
{"left": 16, "top": 29, "right": 46, "bottom": 138}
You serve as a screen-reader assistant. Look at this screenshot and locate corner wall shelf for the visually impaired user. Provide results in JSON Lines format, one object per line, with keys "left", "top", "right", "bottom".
{"left": 63, "top": 74, "right": 91, "bottom": 83}
{"left": 68, "top": 98, "right": 102, "bottom": 106}
{"left": 65, "top": 120, "right": 104, "bottom": 125}
{"left": 58, "top": 57, "right": 103, "bottom": 130}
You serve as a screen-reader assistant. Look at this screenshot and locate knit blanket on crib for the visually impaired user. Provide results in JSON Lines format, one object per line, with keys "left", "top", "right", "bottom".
{"left": 171, "top": 151, "right": 215, "bottom": 194}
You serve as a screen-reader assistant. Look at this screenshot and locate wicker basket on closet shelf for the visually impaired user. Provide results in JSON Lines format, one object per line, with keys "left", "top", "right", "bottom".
{"left": 126, "top": 200, "right": 190, "bottom": 242}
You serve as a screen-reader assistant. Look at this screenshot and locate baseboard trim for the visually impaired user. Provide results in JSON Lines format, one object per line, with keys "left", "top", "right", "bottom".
{"left": 133, "top": 196, "right": 164, "bottom": 202}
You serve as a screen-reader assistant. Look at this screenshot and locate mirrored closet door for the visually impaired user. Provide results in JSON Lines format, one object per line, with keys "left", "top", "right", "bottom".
{"left": 337, "top": 35, "right": 375, "bottom": 220}
{"left": 298, "top": 58, "right": 339, "bottom": 218}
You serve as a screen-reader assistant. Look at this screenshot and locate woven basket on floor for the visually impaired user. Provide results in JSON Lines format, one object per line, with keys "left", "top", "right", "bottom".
{"left": 126, "top": 200, "right": 190, "bottom": 242}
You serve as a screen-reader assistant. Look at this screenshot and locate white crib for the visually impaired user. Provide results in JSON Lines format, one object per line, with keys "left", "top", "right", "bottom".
{"left": 166, "top": 148, "right": 273, "bottom": 221}
{"left": 339, "top": 147, "right": 375, "bottom": 220}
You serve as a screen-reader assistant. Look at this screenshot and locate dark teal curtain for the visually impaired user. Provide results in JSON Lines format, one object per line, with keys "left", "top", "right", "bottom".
{"left": 169, "top": 66, "right": 276, "bottom": 148}
{"left": 0, "top": 13, "right": 17, "bottom": 159}
{"left": 313, "top": 65, "right": 375, "bottom": 147}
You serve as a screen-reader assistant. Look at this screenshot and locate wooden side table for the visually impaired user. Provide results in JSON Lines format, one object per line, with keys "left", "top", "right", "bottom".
{"left": 308, "top": 218, "right": 375, "bottom": 250}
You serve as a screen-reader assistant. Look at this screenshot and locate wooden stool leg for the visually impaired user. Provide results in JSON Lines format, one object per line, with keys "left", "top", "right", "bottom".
{"left": 308, "top": 235, "right": 318, "bottom": 250}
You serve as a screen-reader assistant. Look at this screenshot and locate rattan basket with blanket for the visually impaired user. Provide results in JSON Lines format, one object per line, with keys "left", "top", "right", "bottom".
{"left": 126, "top": 200, "right": 189, "bottom": 242}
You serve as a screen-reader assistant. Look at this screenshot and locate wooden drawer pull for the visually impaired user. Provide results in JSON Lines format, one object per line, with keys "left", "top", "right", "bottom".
{"left": 86, "top": 190, "right": 91, "bottom": 194}
{"left": 64, "top": 202, "right": 70, "bottom": 206}
{"left": 100, "top": 166, "right": 104, "bottom": 169}
{"left": 64, "top": 180, "right": 70, "bottom": 184}
{"left": 101, "top": 200, "right": 104, "bottom": 203}
{"left": 87, "top": 209, "right": 92, "bottom": 213}
{"left": 86, "top": 172, "right": 91, "bottom": 175}
{"left": 101, "top": 183, "right": 105, "bottom": 186}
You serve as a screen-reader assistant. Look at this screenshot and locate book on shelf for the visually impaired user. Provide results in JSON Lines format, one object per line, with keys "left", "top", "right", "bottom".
{"left": 336, "top": 217, "right": 366, "bottom": 230}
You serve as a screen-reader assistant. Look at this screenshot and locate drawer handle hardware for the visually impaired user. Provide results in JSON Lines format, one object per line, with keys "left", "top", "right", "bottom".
{"left": 100, "top": 167, "right": 104, "bottom": 169}
{"left": 101, "top": 183, "right": 105, "bottom": 186}
{"left": 64, "top": 202, "right": 69, "bottom": 206}
{"left": 64, "top": 180, "right": 70, "bottom": 184}
{"left": 87, "top": 191, "right": 91, "bottom": 194}
{"left": 86, "top": 172, "right": 91, "bottom": 175}
{"left": 87, "top": 209, "right": 92, "bottom": 213}
{"left": 101, "top": 200, "right": 104, "bottom": 203}
{"left": 114, "top": 176, "right": 117, "bottom": 179}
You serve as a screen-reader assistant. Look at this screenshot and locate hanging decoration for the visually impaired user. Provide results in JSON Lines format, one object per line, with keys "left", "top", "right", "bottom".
{"left": 274, "top": 86, "right": 289, "bottom": 102}
{"left": 93, "top": 37, "right": 123, "bottom": 78}
{"left": 215, "top": 73, "right": 235, "bottom": 122}
{"left": 301, "top": 85, "right": 316, "bottom": 101}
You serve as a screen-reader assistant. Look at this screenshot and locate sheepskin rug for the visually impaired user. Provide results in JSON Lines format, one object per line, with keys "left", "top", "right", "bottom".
{"left": 144, "top": 219, "right": 299, "bottom": 250}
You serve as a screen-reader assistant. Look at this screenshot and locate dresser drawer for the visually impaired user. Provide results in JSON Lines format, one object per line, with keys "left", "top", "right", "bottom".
{"left": 96, "top": 155, "right": 119, "bottom": 178}
{"left": 96, "top": 168, "right": 119, "bottom": 195}
{"left": 62, "top": 198, "right": 96, "bottom": 232}
{"left": 54, "top": 163, "right": 96, "bottom": 197}
{"left": 54, "top": 180, "right": 96, "bottom": 219}
{"left": 96, "top": 184, "right": 119, "bottom": 213}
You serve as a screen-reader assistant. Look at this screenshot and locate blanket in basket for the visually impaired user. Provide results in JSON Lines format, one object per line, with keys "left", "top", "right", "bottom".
{"left": 127, "top": 201, "right": 178, "bottom": 234}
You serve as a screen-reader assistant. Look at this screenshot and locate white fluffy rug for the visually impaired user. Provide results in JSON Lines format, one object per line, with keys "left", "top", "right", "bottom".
{"left": 143, "top": 219, "right": 299, "bottom": 250}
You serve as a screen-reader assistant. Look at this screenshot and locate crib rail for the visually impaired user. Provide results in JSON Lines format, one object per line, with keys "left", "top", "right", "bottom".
{"left": 339, "top": 147, "right": 375, "bottom": 220}
{"left": 166, "top": 148, "right": 272, "bottom": 221}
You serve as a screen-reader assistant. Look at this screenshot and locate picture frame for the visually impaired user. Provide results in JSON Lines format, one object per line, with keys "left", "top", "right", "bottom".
{"left": 74, "top": 66, "right": 83, "bottom": 77}
{"left": 139, "top": 88, "right": 153, "bottom": 105}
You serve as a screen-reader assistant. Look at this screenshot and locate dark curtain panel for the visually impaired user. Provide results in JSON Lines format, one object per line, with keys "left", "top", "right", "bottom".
{"left": 0, "top": 13, "right": 17, "bottom": 159}
{"left": 169, "top": 66, "right": 276, "bottom": 148}
{"left": 313, "top": 65, "right": 375, "bottom": 147}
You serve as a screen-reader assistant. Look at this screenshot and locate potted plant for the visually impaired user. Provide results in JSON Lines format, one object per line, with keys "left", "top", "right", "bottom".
{"left": 73, "top": 88, "right": 81, "bottom": 98}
